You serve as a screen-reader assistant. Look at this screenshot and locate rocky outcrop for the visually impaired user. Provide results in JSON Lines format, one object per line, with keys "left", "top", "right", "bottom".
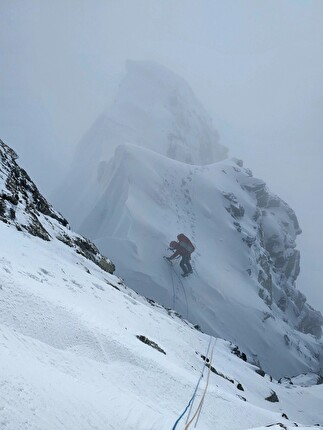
{"left": 0, "top": 139, "right": 115, "bottom": 274}
{"left": 265, "top": 390, "right": 279, "bottom": 403}
{"left": 223, "top": 192, "right": 245, "bottom": 219}
{"left": 136, "top": 335, "right": 166, "bottom": 355}
{"left": 229, "top": 159, "right": 323, "bottom": 339}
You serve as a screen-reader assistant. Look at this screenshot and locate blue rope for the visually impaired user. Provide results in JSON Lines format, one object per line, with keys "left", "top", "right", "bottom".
{"left": 171, "top": 336, "right": 212, "bottom": 430}
{"left": 185, "top": 337, "right": 212, "bottom": 425}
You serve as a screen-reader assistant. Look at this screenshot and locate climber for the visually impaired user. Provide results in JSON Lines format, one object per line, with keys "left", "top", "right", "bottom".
{"left": 166, "top": 234, "right": 195, "bottom": 277}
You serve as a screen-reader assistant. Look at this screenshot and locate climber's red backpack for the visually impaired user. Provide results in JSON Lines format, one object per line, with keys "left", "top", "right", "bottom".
{"left": 177, "top": 234, "right": 195, "bottom": 254}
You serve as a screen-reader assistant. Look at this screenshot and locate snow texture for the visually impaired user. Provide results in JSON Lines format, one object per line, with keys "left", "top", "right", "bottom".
{"left": 75, "top": 143, "right": 323, "bottom": 379}
{"left": 55, "top": 61, "right": 322, "bottom": 379}
{"left": 1, "top": 140, "right": 322, "bottom": 430}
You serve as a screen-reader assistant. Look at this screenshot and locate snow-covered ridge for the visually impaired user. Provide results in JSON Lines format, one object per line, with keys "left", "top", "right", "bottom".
{"left": 55, "top": 60, "right": 228, "bottom": 224}
{"left": 75, "top": 142, "right": 322, "bottom": 378}
{"left": 54, "top": 61, "right": 322, "bottom": 377}
{"left": 0, "top": 139, "right": 114, "bottom": 274}
{"left": 0, "top": 142, "right": 322, "bottom": 429}
{"left": 88, "top": 60, "right": 228, "bottom": 165}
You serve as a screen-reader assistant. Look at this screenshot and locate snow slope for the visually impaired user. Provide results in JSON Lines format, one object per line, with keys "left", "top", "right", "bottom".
{"left": 1, "top": 223, "right": 323, "bottom": 430}
{"left": 54, "top": 62, "right": 323, "bottom": 379}
{"left": 0, "top": 140, "right": 114, "bottom": 275}
{"left": 1, "top": 140, "right": 322, "bottom": 429}
{"left": 77, "top": 143, "right": 323, "bottom": 379}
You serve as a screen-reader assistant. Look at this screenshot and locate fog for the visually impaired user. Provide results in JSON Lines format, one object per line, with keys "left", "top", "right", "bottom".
{"left": 1, "top": 0, "right": 322, "bottom": 311}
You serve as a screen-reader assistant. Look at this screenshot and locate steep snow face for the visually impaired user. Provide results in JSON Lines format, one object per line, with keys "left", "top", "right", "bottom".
{"left": 0, "top": 139, "right": 114, "bottom": 274}
{"left": 56, "top": 60, "right": 227, "bottom": 223}
{"left": 53, "top": 62, "right": 322, "bottom": 378}
{"left": 1, "top": 142, "right": 323, "bottom": 430}
{"left": 77, "top": 144, "right": 323, "bottom": 378}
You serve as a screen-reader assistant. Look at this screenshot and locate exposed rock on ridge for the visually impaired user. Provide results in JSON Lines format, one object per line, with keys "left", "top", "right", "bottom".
{"left": 0, "top": 139, "right": 115, "bottom": 274}
{"left": 231, "top": 159, "right": 323, "bottom": 339}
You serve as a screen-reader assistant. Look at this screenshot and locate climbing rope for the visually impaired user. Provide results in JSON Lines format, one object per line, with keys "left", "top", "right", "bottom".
{"left": 185, "top": 337, "right": 212, "bottom": 425}
{"left": 184, "top": 338, "right": 216, "bottom": 429}
{"left": 192, "top": 264, "right": 200, "bottom": 280}
{"left": 169, "top": 260, "right": 176, "bottom": 310}
{"left": 193, "top": 339, "right": 217, "bottom": 428}
{"left": 164, "top": 255, "right": 189, "bottom": 320}
{"left": 165, "top": 252, "right": 216, "bottom": 428}
{"left": 171, "top": 336, "right": 213, "bottom": 430}
{"left": 167, "top": 257, "right": 176, "bottom": 310}
{"left": 169, "top": 263, "right": 189, "bottom": 320}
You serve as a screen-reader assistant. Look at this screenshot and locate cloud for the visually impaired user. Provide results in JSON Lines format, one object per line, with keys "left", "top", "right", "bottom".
{"left": 0, "top": 0, "right": 322, "bottom": 309}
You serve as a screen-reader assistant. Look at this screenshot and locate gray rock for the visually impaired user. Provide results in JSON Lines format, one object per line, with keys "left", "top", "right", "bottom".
{"left": 0, "top": 139, "right": 115, "bottom": 275}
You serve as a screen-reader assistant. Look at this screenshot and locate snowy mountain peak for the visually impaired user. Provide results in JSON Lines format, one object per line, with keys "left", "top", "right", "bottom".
{"left": 0, "top": 139, "right": 115, "bottom": 274}
{"left": 56, "top": 61, "right": 228, "bottom": 224}
{"left": 118, "top": 60, "right": 228, "bottom": 164}
{"left": 97, "top": 59, "right": 228, "bottom": 165}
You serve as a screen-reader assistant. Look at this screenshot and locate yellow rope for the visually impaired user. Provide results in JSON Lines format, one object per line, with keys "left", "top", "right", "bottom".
{"left": 184, "top": 339, "right": 216, "bottom": 429}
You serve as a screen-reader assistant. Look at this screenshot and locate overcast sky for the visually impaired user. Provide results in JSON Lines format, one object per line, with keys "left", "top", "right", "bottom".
{"left": 1, "top": 0, "right": 322, "bottom": 311}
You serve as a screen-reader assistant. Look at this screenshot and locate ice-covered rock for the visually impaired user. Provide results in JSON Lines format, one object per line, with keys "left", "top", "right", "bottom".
{"left": 237, "top": 168, "right": 323, "bottom": 339}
